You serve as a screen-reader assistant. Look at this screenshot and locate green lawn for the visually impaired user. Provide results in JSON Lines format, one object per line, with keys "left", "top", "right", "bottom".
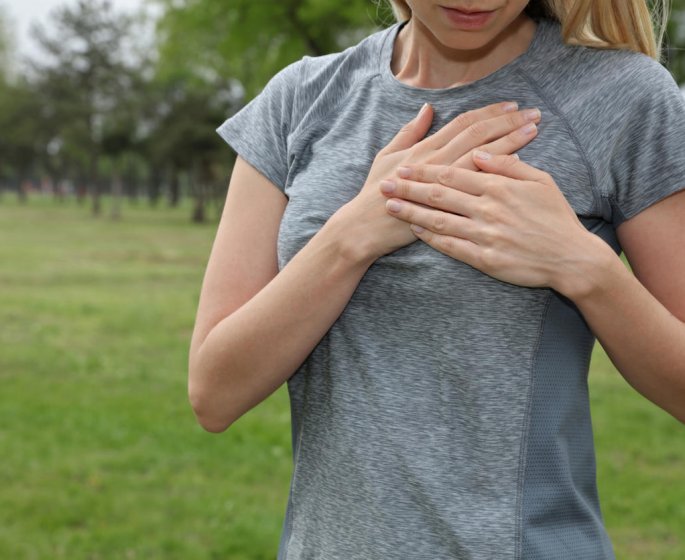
{"left": 0, "top": 193, "right": 682, "bottom": 559}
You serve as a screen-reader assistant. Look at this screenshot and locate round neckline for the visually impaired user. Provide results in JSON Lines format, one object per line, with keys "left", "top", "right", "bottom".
{"left": 378, "top": 16, "right": 552, "bottom": 99}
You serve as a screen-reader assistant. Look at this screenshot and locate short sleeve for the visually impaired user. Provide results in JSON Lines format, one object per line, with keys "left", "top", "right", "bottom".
{"left": 609, "top": 59, "right": 685, "bottom": 226}
{"left": 216, "top": 59, "right": 304, "bottom": 194}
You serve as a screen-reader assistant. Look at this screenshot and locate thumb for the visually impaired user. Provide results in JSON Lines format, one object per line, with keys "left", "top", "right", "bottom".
{"left": 472, "top": 150, "right": 549, "bottom": 183}
{"left": 384, "top": 103, "right": 433, "bottom": 153}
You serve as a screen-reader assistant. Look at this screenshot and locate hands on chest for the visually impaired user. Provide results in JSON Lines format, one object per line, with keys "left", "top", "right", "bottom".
{"left": 382, "top": 149, "right": 599, "bottom": 293}
{"left": 333, "top": 99, "right": 600, "bottom": 295}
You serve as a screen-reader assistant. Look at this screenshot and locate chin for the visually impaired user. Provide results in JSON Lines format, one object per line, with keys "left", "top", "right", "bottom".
{"left": 435, "top": 28, "right": 503, "bottom": 51}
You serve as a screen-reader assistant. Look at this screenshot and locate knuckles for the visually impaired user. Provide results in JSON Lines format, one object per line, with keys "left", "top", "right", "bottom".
{"left": 437, "top": 165, "right": 458, "bottom": 185}
{"left": 479, "top": 224, "right": 502, "bottom": 246}
{"left": 505, "top": 113, "right": 521, "bottom": 129}
{"left": 453, "top": 112, "right": 474, "bottom": 131}
{"left": 432, "top": 213, "right": 448, "bottom": 232}
{"left": 395, "top": 178, "right": 410, "bottom": 197}
{"left": 478, "top": 200, "right": 500, "bottom": 223}
{"left": 481, "top": 176, "right": 502, "bottom": 195}
{"left": 465, "top": 120, "right": 488, "bottom": 140}
{"left": 477, "top": 246, "right": 501, "bottom": 272}
{"left": 437, "top": 235, "right": 456, "bottom": 253}
{"left": 427, "top": 184, "right": 444, "bottom": 205}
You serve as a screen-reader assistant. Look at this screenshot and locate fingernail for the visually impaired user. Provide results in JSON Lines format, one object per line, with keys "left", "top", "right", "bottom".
{"left": 474, "top": 150, "right": 492, "bottom": 160}
{"left": 397, "top": 166, "right": 412, "bottom": 178}
{"left": 380, "top": 179, "right": 396, "bottom": 193}
{"left": 387, "top": 200, "right": 402, "bottom": 212}
{"left": 411, "top": 224, "right": 425, "bottom": 234}
{"left": 520, "top": 122, "right": 537, "bottom": 135}
{"left": 503, "top": 102, "right": 518, "bottom": 112}
{"left": 513, "top": 154, "right": 520, "bottom": 160}
{"left": 418, "top": 102, "right": 430, "bottom": 117}
{"left": 524, "top": 108, "right": 541, "bottom": 121}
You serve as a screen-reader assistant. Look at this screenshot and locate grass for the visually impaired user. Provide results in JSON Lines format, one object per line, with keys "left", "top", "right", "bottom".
{"left": 0, "top": 192, "right": 683, "bottom": 559}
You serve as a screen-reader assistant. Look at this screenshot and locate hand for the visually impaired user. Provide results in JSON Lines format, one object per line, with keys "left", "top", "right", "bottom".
{"left": 379, "top": 150, "right": 599, "bottom": 293}
{"left": 330, "top": 101, "right": 542, "bottom": 263}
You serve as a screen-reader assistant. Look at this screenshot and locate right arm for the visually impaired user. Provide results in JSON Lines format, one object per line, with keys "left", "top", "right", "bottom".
{"left": 188, "top": 156, "right": 375, "bottom": 433}
{"left": 188, "top": 101, "right": 541, "bottom": 432}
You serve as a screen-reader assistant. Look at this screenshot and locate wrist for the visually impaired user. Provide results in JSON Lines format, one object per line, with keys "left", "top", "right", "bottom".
{"left": 552, "top": 230, "right": 624, "bottom": 303}
{"left": 320, "top": 205, "right": 379, "bottom": 269}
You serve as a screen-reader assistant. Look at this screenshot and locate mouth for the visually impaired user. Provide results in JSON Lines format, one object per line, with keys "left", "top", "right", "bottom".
{"left": 443, "top": 6, "right": 495, "bottom": 14}
{"left": 440, "top": 6, "right": 497, "bottom": 28}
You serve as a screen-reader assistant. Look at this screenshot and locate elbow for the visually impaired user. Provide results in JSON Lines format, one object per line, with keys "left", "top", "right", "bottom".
{"left": 193, "top": 410, "right": 232, "bottom": 434}
{"left": 188, "top": 381, "right": 235, "bottom": 434}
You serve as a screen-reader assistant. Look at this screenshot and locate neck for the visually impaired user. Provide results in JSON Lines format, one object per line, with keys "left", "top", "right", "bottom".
{"left": 391, "top": 13, "right": 537, "bottom": 89}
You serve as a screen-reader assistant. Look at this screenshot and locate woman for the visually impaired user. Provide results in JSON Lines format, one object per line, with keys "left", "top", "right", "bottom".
{"left": 189, "top": 0, "right": 685, "bottom": 558}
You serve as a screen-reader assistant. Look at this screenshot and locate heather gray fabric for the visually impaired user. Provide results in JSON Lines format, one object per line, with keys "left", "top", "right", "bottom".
{"left": 216, "top": 16, "right": 685, "bottom": 559}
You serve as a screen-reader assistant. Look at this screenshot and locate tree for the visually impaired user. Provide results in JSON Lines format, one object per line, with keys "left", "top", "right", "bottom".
{"left": 138, "top": 76, "right": 235, "bottom": 221}
{"left": 29, "top": 0, "right": 141, "bottom": 216}
{"left": 0, "top": 78, "right": 46, "bottom": 201}
{"left": 0, "top": 6, "right": 13, "bottom": 82}
{"left": 153, "top": 0, "right": 395, "bottom": 98}
{"left": 150, "top": 0, "right": 395, "bottom": 221}
{"left": 663, "top": 0, "right": 685, "bottom": 83}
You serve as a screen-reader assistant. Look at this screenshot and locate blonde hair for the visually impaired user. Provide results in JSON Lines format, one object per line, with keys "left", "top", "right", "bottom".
{"left": 385, "top": 0, "right": 671, "bottom": 61}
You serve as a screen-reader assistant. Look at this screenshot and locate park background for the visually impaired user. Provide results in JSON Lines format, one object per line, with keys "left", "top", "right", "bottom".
{"left": 0, "top": 0, "right": 684, "bottom": 558}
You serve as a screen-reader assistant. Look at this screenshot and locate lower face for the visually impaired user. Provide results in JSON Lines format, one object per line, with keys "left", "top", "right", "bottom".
{"left": 403, "top": 1, "right": 533, "bottom": 50}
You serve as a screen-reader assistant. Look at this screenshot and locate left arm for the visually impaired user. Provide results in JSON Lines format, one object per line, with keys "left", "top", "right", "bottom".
{"left": 564, "top": 189, "right": 685, "bottom": 423}
{"left": 380, "top": 151, "right": 685, "bottom": 423}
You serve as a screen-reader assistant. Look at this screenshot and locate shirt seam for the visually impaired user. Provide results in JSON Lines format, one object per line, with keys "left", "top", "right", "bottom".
{"left": 287, "top": 26, "right": 392, "bottom": 149}
{"left": 514, "top": 290, "right": 554, "bottom": 560}
{"left": 287, "top": 69, "right": 384, "bottom": 158}
{"left": 515, "top": 66, "right": 603, "bottom": 216}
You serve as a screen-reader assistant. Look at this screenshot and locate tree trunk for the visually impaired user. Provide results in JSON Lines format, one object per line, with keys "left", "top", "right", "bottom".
{"left": 110, "top": 162, "right": 123, "bottom": 221}
{"left": 18, "top": 178, "right": 28, "bottom": 204}
{"left": 90, "top": 154, "right": 101, "bottom": 216}
{"left": 169, "top": 167, "right": 180, "bottom": 208}
{"left": 191, "top": 160, "right": 205, "bottom": 223}
{"left": 148, "top": 168, "right": 161, "bottom": 207}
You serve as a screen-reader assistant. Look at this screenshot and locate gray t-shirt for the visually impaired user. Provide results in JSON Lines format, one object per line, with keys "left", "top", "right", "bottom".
{"left": 216, "top": 16, "right": 685, "bottom": 560}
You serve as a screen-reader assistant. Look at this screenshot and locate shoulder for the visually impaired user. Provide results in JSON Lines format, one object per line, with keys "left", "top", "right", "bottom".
{"left": 527, "top": 21, "right": 680, "bottom": 107}
{"left": 576, "top": 45, "right": 678, "bottom": 100}
{"left": 296, "top": 25, "right": 392, "bottom": 104}
{"left": 263, "top": 24, "right": 393, "bottom": 139}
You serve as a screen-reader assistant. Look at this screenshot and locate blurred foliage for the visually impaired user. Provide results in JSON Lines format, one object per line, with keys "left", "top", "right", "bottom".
{"left": 28, "top": 0, "right": 141, "bottom": 214}
{"left": 0, "top": 5, "right": 13, "bottom": 79}
{"left": 665, "top": 0, "right": 685, "bottom": 82}
{"left": 152, "top": 0, "right": 395, "bottom": 98}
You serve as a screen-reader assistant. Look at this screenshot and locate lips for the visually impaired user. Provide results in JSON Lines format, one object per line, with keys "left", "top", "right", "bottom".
{"left": 441, "top": 6, "right": 497, "bottom": 28}
{"left": 444, "top": 6, "right": 495, "bottom": 14}
{"left": 450, "top": 9, "right": 492, "bottom": 14}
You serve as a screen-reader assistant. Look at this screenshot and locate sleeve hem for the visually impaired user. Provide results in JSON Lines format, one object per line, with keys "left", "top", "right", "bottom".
{"left": 609, "top": 182, "right": 685, "bottom": 227}
{"left": 216, "top": 123, "right": 288, "bottom": 197}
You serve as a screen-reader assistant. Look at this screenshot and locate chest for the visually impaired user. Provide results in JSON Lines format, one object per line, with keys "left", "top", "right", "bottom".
{"left": 279, "top": 92, "right": 600, "bottom": 271}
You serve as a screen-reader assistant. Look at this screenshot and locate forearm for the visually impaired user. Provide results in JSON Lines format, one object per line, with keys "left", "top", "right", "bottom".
{"left": 189, "top": 214, "right": 375, "bottom": 432}
{"left": 559, "top": 234, "right": 685, "bottom": 423}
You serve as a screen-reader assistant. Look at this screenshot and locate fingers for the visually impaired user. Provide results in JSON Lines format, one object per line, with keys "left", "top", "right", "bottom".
{"left": 421, "top": 101, "right": 519, "bottom": 150}
{"left": 409, "top": 226, "right": 482, "bottom": 271}
{"left": 471, "top": 150, "right": 552, "bottom": 183}
{"left": 379, "top": 175, "right": 479, "bottom": 216}
{"left": 383, "top": 102, "right": 434, "bottom": 153}
{"left": 388, "top": 164, "right": 488, "bottom": 196}
{"left": 386, "top": 197, "right": 478, "bottom": 240}
{"left": 452, "top": 119, "right": 539, "bottom": 170}
{"left": 429, "top": 107, "right": 540, "bottom": 166}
